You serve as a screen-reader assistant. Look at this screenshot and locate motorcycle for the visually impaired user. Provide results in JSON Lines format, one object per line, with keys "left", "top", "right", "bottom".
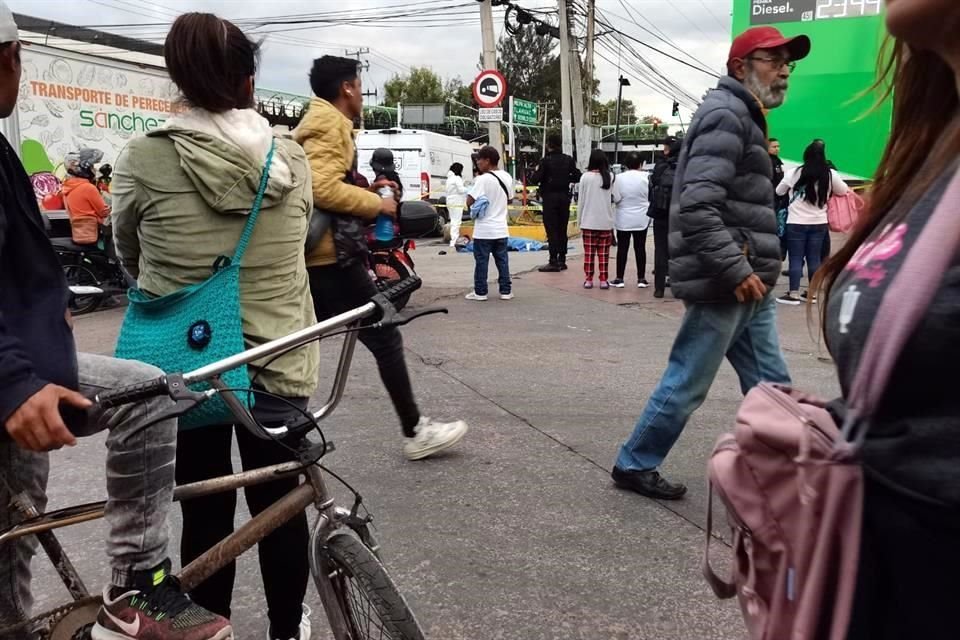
{"left": 367, "top": 199, "right": 438, "bottom": 311}
{"left": 51, "top": 225, "right": 134, "bottom": 315}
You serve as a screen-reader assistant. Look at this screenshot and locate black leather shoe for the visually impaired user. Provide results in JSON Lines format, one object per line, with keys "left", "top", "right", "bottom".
{"left": 653, "top": 289, "right": 665, "bottom": 299}
{"left": 611, "top": 467, "right": 687, "bottom": 500}
{"left": 538, "top": 263, "right": 562, "bottom": 272}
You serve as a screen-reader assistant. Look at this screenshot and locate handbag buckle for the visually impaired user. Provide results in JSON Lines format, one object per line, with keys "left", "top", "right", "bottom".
{"left": 212, "top": 255, "right": 232, "bottom": 272}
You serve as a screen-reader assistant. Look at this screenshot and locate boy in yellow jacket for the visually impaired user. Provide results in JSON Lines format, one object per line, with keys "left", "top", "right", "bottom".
{"left": 294, "top": 56, "right": 468, "bottom": 460}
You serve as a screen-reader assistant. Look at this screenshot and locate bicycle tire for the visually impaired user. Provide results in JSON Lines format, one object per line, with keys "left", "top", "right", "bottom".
{"left": 314, "top": 530, "right": 424, "bottom": 640}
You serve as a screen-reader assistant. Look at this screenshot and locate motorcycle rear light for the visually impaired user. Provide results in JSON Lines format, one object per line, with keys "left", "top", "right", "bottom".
{"left": 408, "top": 240, "right": 416, "bottom": 250}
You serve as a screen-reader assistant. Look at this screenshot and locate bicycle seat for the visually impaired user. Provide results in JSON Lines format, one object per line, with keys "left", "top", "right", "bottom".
{"left": 51, "top": 237, "right": 100, "bottom": 253}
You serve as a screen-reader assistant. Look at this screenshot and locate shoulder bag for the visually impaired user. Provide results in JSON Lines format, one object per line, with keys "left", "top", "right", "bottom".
{"left": 115, "top": 142, "right": 276, "bottom": 430}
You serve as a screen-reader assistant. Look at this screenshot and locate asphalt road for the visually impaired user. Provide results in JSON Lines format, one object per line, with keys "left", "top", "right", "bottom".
{"left": 29, "top": 239, "right": 839, "bottom": 640}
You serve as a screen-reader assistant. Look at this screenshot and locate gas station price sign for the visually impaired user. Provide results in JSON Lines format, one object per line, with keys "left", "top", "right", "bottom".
{"left": 750, "top": 0, "right": 881, "bottom": 25}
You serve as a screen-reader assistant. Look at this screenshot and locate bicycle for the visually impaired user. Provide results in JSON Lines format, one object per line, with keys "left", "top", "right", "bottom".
{"left": 0, "top": 276, "right": 439, "bottom": 640}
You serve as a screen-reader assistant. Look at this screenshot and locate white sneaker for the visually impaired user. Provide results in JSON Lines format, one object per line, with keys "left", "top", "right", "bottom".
{"left": 465, "top": 292, "right": 488, "bottom": 301}
{"left": 403, "top": 417, "right": 468, "bottom": 461}
{"left": 500, "top": 292, "right": 514, "bottom": 300}
{"left": 267, "top": 604, "right": 311, "bottom": 640}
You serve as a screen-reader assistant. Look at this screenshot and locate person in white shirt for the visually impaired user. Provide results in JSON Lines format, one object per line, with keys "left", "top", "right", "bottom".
{"left": 611, "top": 152, "right": 651, "bottom": 288}
{"left": 445, "top": 162, "right": 467, "bottom": 247}
{"left": 775, "top": 141, "right": 849, "bottom": 305}
{"left": 578, "top": 149, "right": 616, "bottom": 289}
{"left": 465, "top": 146, "right": 514, "bottom": 301}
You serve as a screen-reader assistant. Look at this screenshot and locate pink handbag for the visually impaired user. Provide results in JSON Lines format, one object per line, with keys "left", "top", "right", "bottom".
{"left": 827, "top": 191, "right": 864, "bottom": 233}
{"left": 703, "top": 167, "right": 960, "bottom": 640}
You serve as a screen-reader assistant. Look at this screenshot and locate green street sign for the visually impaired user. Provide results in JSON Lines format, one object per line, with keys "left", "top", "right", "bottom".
{"left": 512, "top": 98, "right": 538, "bottom": 125}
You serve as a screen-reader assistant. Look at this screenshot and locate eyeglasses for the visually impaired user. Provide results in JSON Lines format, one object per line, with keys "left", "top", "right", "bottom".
{"left": 746, "top": 56, "right": 796, "bottom": 72}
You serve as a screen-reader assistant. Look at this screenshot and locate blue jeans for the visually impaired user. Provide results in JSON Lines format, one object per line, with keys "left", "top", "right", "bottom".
{"left": 786, "top": 223, "right": 828, "bottom": 292}
{"left": 615, "top": 293, "right": 791, "bottom": 472}
{"left": 473, "top": 237, "right": 511, "bottom": 296}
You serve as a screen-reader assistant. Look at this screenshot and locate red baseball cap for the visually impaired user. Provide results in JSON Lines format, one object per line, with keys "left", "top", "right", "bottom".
{"left": 728, "top": 26, "right": 811, "bottom": 67}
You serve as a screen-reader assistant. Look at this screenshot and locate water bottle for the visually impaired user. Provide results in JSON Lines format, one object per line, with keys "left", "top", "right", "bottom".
{"left": 374, "top": 186, "right": 396, "bottom": 242}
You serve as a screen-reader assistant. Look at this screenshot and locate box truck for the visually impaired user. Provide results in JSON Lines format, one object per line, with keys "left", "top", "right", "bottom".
{"left": 0, "top": 41, "right": 176, "bottom": 223}
{"left": 355, "top": 128, "right": 475, "bottom": 210}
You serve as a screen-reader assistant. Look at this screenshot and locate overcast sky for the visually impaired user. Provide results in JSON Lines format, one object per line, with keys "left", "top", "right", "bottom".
{"left": 8, "top": 0, "right": 732, "bottom": 121}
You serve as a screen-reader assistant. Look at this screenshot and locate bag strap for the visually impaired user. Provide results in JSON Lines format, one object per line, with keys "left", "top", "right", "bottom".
{"left": 231, "top": 140, "right": 276, "bottom": 265}
{"left": 843, "top": 166, "right": 960, "bottom": 442}
{"left": 489, "top": 171, "right": 510, "bottom": 199}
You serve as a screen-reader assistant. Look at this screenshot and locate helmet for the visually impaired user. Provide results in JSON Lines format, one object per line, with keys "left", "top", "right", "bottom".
{"left": 370, "top": 147, "right": 395, "bottom": 173}
{"left": 64, "top": 148, "right": 104, "bottom": 179}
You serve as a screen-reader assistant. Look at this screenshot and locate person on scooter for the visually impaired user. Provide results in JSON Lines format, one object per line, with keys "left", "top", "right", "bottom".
{"left": 370, "top": 147, "right": 403, "bottom": 199}
{"left": 62, "top": 148, "right": 110, "bottom": 248}
{"left": 296, "top": 55, "right": 468, "bottom": 461}
{"left": 0, "top": 5, "right": 233, "bottom": 638}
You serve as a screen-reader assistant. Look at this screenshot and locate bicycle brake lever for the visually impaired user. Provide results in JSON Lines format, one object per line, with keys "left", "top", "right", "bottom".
{"left": 374, "top": 307, "right": 448, "bottom": 329}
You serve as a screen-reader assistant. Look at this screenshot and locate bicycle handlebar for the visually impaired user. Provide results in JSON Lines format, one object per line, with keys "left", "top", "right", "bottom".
{"left": 377, "top": 275, "right": 422, "bottom": 309}
{"left": 94, "top": 275, "right": 428, "bottom": 420}
{"left": 96, "top": 376, "right": 170, "bottom": 410}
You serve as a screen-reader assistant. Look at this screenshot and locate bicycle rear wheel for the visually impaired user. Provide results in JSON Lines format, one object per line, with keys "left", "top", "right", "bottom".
{"left": 312, "top": 530, "right": 424, "bottom": 640}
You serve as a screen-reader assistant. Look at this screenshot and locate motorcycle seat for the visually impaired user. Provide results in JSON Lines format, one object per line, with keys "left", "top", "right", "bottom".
{"left": 51, "top": 237, "right": 100, "bottom": 254}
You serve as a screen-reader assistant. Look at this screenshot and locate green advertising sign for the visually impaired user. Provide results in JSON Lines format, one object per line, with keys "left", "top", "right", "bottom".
{"left": 512, "top": 98, "right": 538, "bottom": 125}
{"left": 732, "top": 0, "right": 891, "bottom": 179}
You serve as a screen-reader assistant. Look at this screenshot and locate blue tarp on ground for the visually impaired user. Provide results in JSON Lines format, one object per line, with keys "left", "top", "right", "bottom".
{"left": 458, "top": 237, "right": 546, "bottom": 253}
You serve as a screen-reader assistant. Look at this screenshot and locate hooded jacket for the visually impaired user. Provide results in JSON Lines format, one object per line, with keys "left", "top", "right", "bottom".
{"left": 445, "top": 171, "right": 466, "bottom": 207}
{"left": 668, "top": 76, "right": 780, "bottom": 303}
{"left": 294, "top": 98, "right": 382, "bottom": 267}
{"left": 111, "top": 108, "right": 319, "bottom": 398}
{"left": 62, "top": 176, "right": 109, "bottom": 244}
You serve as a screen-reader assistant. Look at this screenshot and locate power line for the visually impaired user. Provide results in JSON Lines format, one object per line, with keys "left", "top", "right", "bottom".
{"left": 607, "top": 0, "right": 717, "bottom": 76}
{"left": 667, "top": 0, "right": 725, "bottom": 48}
{"left": 697, "top": 0, "right": 730, "bottom": 32}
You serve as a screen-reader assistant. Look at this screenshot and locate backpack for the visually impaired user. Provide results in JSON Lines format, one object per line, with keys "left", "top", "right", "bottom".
{"left": 827, "top": 191, "right": 864, "bottom": 233}
{"left": 703, "top": 166, "right": 960, "bottom": 640}
{"left": 650, "top": 161, "right": 675, "bottom": 217}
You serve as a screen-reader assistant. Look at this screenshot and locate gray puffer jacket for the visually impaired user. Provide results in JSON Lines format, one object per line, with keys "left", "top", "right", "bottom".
{"left": 668, "top": 76, "right": 779, "bottom": 303}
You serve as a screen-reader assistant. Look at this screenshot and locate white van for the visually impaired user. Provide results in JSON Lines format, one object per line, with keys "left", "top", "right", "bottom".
{"left": 356, "top": 129, "right": 475, "bottom": 206}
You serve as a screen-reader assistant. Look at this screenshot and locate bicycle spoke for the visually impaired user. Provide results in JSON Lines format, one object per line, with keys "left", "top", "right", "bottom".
{"left": 330, "top": 561, "right": 390, "bottom": 639}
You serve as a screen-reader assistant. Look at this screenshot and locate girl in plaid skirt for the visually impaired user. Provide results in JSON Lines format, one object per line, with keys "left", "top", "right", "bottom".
{"left": 578, "top": 149, "right": 616, "bottom": 289}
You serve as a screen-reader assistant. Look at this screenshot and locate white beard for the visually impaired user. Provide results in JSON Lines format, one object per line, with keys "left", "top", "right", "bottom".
{"left": 744, "top": 68, "right": 786, "bottom": 109}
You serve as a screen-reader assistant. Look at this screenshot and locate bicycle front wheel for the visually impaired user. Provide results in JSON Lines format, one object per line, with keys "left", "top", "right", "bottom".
{"left": 313, "top": 530, "right": 424, "bottom": 640}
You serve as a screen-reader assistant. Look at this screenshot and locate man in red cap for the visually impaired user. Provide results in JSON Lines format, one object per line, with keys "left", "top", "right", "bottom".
{"left": 612, "top": 26, "right": 810, "bottom": 500}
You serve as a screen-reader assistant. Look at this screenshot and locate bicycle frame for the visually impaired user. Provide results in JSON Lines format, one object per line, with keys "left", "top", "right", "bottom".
{"left": 0, "top": 301, "right": 384, "bottom": 639}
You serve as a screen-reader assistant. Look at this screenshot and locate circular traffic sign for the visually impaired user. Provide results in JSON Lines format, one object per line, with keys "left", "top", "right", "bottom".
{"left": 473, "top": 69, "right": 507, "bottom": 108}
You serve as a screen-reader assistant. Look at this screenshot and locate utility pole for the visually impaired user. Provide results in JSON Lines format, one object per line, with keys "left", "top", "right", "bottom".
{"left": 479, "top": 0, "right": 503, "bottom": 156}
{"left": 584, "top": 0, "right": 595, "bottom": 126}
{"left": 346, "top": 48, "right": 372, "bottom": 129}
{"left": 565, "top": 2, "right": 588, "bottom": 168}
{"left": 541, "top": 102, "right": 550, "bottom": 156}
{"left": 557, "top": 0, "right": 573, "bottom": 158}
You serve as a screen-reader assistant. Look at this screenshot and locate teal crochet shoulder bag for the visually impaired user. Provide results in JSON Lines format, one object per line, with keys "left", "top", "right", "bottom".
{"left": 115, "top": 141, "right": 276, "bottom": 429}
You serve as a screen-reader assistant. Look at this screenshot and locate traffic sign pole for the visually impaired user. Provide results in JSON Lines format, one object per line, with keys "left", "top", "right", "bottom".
{"left": 478, "top": 1, "right": 503, "bottom": 157}
{"left": 508, "top": 95, "right": 516, "bottom": 179}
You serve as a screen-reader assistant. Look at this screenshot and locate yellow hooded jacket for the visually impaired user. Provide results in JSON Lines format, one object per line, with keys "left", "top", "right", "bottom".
{"left": 294, "top": 98, "right": 382, "bottom": 267}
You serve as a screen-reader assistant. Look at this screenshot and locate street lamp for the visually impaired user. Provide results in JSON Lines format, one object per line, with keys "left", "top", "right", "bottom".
{"left": 613, "top": 75, "right": 631, "bottom": 166}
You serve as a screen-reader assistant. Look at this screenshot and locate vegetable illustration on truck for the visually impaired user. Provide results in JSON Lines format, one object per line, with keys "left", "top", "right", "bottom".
{"left": 2, "top": 41, "right": 177, "bottom": 208}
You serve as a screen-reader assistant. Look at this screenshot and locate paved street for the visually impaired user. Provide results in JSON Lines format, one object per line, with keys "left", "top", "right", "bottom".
{"left": 35, "top": 239, "right": 838, "bottom": 640}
